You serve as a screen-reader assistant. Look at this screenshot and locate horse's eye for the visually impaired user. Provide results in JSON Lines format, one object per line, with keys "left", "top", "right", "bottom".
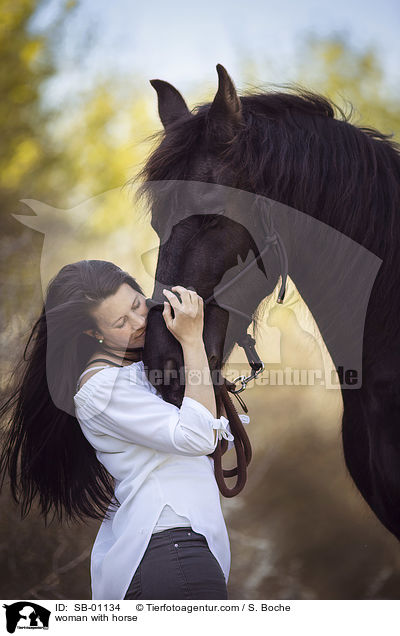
{"left": 206, "top": 217, "right": 220, "bottom": 228}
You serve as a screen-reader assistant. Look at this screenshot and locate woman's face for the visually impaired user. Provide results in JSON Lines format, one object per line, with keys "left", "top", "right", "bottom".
{"left": 86, "top": 283, "right": 149, "bottom": 350}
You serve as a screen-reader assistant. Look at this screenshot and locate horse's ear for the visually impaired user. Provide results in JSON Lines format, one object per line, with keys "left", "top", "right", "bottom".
{"left": 207, "top": 64, "right": 242, "bottom": 135}
{"left": 149, "top": 79, "right": 191, "bottom": 129}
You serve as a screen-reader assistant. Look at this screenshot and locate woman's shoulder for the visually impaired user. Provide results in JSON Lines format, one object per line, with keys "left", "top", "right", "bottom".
{"left": 74, "top": 364, "right": 120, "bottom": 403}
{"left": 74, "top": 356, "right": 146, "bottom": 405}
{"left": 75, "top": 353, "right": 118, "bottom": 391}
{"left": 85, "top": 350, "right": 130, "bottom": 369}
{"left": 73, "top": 359, "right": 150, "bottom": 425}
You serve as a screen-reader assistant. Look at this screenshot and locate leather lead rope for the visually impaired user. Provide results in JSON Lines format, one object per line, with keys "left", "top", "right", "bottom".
{"left": 209, "top": 380, "right": 253, "bottom": 498}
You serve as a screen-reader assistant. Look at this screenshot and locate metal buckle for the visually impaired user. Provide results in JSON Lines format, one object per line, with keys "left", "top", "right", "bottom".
{"left": 230, "top": 361, "right": 265, "bottom": 394}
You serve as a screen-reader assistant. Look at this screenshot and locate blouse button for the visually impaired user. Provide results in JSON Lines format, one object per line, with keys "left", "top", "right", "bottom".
{"left": 174, "top": 543, "right": 179, "bottom": 548}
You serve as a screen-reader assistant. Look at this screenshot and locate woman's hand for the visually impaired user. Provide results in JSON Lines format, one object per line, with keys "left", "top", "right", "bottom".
{"left": 162, "top": 286, "right": 204, "bottom": 346}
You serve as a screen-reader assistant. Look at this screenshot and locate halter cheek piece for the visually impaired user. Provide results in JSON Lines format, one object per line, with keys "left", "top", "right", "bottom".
{"left": 208, "top": 212, "right": 288, "bottom": 396}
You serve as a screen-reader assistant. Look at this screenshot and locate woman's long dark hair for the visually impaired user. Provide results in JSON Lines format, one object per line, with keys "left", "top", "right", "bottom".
{"left": 0, "top": 260, "right": 144, "bottom": 527}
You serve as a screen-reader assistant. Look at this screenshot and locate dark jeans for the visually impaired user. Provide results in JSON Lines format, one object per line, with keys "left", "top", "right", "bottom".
{"left": 123, "top": 526, "right": 228, "bottom": 600}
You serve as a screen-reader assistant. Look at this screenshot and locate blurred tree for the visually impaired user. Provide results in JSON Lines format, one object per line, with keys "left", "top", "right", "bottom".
{"left": 46, "top": 82, "right": 157, "bottom": 231}
{"left": 0, "top": 0, "right": 159, "bottom": 378}
{"left": 296, "top": 33, "right": 400, "bottom": 140}
{"left": 0, "top": 0, "right": 79, "bottom": 235}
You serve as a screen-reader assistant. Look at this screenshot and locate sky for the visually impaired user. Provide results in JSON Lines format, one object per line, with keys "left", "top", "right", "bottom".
{"left": 32, "top": 0, "right": 400, "bottom": 107}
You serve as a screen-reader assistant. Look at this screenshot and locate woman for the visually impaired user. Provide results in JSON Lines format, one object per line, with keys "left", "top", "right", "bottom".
{"left": 0, "top": 259, "right": 243, "bottom": 600}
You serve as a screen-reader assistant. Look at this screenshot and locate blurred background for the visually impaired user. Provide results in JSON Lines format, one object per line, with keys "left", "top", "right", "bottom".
{"left": 0, "top": 0, "right": 399, "bottom": 600}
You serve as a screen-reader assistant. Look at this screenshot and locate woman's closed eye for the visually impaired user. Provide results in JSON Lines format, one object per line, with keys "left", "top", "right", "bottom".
{"left": 116, "top": 301, "right": 140, "bottom": 328}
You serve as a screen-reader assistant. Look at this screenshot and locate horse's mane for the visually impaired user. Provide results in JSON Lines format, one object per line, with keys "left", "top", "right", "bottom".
{"left": 134, "top": 84, "right": 400, "bottom": 248}
{"left": 131, "top": 84, "right": 400, "bottom": 344}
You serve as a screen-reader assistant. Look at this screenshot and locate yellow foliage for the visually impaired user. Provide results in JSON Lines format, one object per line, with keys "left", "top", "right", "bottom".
{"left": 0, "top": 0, "right": 39, "bottom": 37}
{"left": 20, "top": 38, "right": 42, "bottom": 65}
{"left": 0, "top": 138, "right": 40, "bottom": 188}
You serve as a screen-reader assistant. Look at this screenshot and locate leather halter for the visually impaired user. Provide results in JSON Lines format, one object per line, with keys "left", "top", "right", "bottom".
{"left": 207, "top": 212, "right": 288, "bottom": 395}
{"left": 146, "top": 218, "right": 288, "bottom": 496}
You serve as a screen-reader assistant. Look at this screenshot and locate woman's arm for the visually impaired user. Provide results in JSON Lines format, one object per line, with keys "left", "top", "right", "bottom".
{"left": 74, "top": 367, "right": 233, "bottom": 456}
{"left": 181, "top": 340, "right": 216, "bottom": 417}
{"left": 163, "top": 285, "right": 218, "bottom": 442}
{"left": 181, "top": 339, "right": 217, "bottom": 444}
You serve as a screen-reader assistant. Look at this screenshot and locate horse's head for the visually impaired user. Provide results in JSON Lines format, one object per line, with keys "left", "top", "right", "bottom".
{"left": 137, "top": 65, "right": 281, "bottom": 407}
{"left": 145, "top": 210, "right": 272, "bottom": 407}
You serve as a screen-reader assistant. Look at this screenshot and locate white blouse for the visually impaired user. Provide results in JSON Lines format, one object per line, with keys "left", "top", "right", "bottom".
{"left": 73, "top": 360, "right": 250, "bottom": 600}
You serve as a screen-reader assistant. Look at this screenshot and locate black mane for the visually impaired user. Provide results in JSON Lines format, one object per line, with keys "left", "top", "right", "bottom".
{"left": 134, "top": 85, "right": 400, "bottom": 253}
{"left": 133, "top": 86, "right": 400, "bottom": 345}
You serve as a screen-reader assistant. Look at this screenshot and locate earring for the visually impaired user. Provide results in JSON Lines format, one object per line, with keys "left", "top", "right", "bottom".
{"left": 98, "top": 337, "right": 104, "bottom": 344}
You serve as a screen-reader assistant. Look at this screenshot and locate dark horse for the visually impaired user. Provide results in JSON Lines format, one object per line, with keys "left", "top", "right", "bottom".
{"left": 134, "top": 64, "right": 400, "bottom": 541}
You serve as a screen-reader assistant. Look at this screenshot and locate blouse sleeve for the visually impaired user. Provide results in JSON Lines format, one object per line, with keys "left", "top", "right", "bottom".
{"left": 73, "top": 366, "right": 234, "bottom": 456}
